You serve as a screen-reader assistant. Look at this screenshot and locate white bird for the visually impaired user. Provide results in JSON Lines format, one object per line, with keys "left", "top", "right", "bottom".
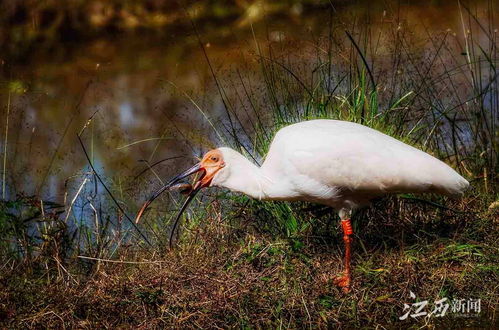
{"left": 135, "top": 119, "right": 469, "bottom": 292}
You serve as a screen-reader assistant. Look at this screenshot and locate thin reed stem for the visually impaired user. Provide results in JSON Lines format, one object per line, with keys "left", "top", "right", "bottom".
{"left": 2, "top": 91, "right": 10, "bottom": 200}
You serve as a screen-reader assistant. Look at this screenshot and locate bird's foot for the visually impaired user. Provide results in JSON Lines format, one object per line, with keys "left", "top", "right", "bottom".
{"left": 333, "top": 274, "right": 351, "bottom": 293}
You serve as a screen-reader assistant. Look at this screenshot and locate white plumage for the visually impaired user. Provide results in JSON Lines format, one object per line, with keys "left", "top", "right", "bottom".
{"left": 212, "top": 119, "right": 469, "bottom": 211}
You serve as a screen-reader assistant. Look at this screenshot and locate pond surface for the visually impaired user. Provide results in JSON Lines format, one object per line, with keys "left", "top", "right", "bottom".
{"left": 0, "top": 0, "right": 495, "bottom": 205}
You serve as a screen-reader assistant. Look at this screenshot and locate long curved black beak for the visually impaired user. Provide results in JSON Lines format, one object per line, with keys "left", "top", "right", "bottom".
{"left": 134, "top": 163, "right": 204, "bottom": 224}
{"left": 168, "top": 184, "right": 202, "bottom": 249}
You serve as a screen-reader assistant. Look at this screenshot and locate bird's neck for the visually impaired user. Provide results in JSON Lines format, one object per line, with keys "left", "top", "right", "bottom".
{"left": 213, "top": 153, "right": 292, "bottom": 200}
{"left": 217, "top": 158, "right": 268, "bottom": 200}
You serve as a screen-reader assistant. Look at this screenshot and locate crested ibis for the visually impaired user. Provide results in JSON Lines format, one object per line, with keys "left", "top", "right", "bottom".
{"left": 135, "top": 119, "right": 469, "bottom": 292}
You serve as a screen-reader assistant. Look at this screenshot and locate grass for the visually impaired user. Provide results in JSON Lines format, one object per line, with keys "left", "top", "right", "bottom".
{"left": 1, "top": 91, "right": 10, "bottom": 200}
{"left": 0, "top": 196, "right": 497, "bottom": 327}
{"left": 1, "top": 1, "right": 498, "bottom": 328}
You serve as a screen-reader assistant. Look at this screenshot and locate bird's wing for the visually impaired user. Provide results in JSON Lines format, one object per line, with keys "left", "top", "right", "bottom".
{"left": 262, "top": 120, "right": 468, "bottom": 196}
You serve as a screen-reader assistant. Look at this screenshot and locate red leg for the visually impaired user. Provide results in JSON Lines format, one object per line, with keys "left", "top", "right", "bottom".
{"left": 334, "top": 218, "right": 353, "bottom": 293}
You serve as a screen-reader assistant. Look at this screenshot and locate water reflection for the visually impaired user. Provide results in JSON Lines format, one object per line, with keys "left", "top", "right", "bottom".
{"left": 119, "top": 101, "right": 134, "bottom": 128}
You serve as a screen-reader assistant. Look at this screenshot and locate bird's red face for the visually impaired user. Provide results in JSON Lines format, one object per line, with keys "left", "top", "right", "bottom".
{"left": 134, "top": 149, "right": 225, "bottom": 225}
{"left": 198, "top": 149, "right": 225, "bottom": 188}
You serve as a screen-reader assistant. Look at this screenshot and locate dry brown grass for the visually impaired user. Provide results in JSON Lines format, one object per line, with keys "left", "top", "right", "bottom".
{"left": 1, "top": 195, "right": 497, "bottom": 328}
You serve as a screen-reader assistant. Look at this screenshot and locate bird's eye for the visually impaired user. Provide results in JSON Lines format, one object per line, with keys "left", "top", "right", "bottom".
{"left": 211, "top": 156, "right": 218, "bottom": 162}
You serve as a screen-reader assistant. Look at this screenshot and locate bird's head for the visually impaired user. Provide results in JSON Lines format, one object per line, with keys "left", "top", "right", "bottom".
{"left": 134, "top": 148, "right": 228, "bottom": 225}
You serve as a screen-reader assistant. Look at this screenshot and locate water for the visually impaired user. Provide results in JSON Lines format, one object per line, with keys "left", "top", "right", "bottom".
{"left": 0, "top": 1, "right": 496, "bottom": 206}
